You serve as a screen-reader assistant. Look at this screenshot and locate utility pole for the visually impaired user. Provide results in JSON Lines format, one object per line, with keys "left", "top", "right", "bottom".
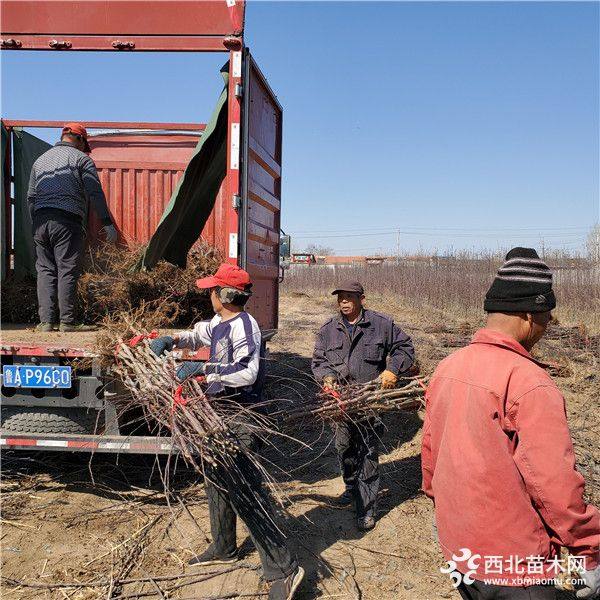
{"left": 396, "top": 229, "right": 401, "bottom": 264}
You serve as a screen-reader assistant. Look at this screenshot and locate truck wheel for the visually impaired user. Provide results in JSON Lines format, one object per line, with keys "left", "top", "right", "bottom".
{"left": 0, "top": 407, "right": 102, "bottom": 435}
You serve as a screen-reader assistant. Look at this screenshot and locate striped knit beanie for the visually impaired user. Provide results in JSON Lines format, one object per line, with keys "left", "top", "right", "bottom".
{"left": 484, "top": 247, "right": 556, "bottom": 313}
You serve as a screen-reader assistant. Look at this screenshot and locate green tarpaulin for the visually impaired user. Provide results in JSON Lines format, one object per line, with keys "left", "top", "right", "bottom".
{"left": 13, "top": 130, "right": 52, "bottom": 277}
{"left": 139, "top": 63, "right": 229, "bottom": 270}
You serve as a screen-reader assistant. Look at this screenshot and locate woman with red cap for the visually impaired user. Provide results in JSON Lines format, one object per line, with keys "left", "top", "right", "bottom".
{"left": 150, "top": 263, "right": 304, "bottom": 600}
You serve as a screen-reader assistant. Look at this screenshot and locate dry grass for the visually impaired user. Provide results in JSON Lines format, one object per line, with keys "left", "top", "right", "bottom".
{"left": 283, "top": 252, "right": 600, "bottom": 333}
{"left": 273, "top": 291, "right": 600, "bottom": 507}
{"left": 1, "top": 293, "right": 597, "bottom": 599}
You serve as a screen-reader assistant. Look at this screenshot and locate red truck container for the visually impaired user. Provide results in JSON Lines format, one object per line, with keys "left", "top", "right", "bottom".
{"left": 0, "top": 0, "right": 283, "bottom": 454}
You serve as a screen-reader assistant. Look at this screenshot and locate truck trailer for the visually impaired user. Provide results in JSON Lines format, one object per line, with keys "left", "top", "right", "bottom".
{"left": 0, "top": 0, "right": 283, "bottom": 454}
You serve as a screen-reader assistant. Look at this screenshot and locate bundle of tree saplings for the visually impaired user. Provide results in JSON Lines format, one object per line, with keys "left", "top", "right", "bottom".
{"left": 0, "top": 275, "right": 39, "bottom": 323}
{"left": 1, "top": 241, "right": 222, "bottom": 326}
{"left": 78, "top": 242, "right": 223, "bottom": 327}
{"left": 278, "top": 376, "right": 428, "bottom": 424}
{"left": 112, "top": 337, "right": 278, "bottom": 484}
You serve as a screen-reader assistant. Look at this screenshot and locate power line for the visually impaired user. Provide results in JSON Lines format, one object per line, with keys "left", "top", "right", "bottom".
{"left": 292, "top": 230, "right": 588, "bottom": 240}
{"left": 288, "top": 225, "right": 591, "bottom": 235}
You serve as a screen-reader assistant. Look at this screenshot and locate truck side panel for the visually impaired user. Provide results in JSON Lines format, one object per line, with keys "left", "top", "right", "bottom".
{"left": 1, "top": 1, "right": 245, "bottom": 37}
{"left": 89, "top": 133, "right": 229, "bottom": 252}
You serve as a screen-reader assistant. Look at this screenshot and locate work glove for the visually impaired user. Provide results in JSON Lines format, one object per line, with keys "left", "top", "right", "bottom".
{"left": 101, "top": 224, "right": 118, "bottom": 244}
{"left": 577, "top": 566, "right": 600, "bottom": 599}
{"left": 322, "top": 375, "right": 339, "bottom": 390}
{"left": 380, "top": 369, "right": 398, "bottom": 389}
{"left": 149, "top": 335, "right": 174, "bottom": 357}
{"left": 176, "top": 361, "right": 205, "bottom": 382}
{"left": 322, "top": 375, "right": 340, "bottom": 399}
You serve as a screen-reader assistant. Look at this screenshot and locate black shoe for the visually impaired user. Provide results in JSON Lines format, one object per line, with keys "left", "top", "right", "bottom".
{"left": 187, "top": 544, "right": 238, "bottom": 567}
{"left": 334, "top": 488, "right": 354, "bottom": 508}
{"left": 268, "top": 567, "right": 305, "bottom": 600}
{"left": 357, "top": 515, "right": 376, "bottom": 531}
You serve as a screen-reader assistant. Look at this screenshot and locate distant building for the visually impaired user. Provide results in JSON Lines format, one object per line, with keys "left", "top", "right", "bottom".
{"left": 318, "top": 255, "right": 396, "bottom": 266}
{"left": 291, "top": 253, "right": 317, "bottom": 265}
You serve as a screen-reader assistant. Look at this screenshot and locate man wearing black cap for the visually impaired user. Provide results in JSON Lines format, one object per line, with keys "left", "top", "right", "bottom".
{"left": 422, "top": 248, "right": 600, "bottom": 599}
{"left": 312, "top": 280, "right": 415, "bottom": 531}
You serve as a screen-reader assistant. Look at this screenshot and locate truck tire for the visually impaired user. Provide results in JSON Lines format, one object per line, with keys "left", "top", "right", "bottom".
{"left": 0, "top": 407, "right": 102, "bottom": 435}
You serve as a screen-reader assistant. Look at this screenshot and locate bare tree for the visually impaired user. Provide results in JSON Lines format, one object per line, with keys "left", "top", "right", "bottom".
{"left": 303, "top": 244, "right": 335, "bottom": 256}
{"left": 587, "top": 225, "right": 600, "bottom": 262}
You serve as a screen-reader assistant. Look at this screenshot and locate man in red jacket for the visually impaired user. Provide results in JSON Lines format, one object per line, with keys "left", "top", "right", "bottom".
{"left": 422, "top": 247, "right": 599, "bottom": 599}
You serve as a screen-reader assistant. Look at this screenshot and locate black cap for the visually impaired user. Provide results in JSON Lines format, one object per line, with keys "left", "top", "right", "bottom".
{"left": 332, "top": 280, "right": 365, "bottom": 295}
{"left": 484, "top": 247, "right": 556, "bottom": 313}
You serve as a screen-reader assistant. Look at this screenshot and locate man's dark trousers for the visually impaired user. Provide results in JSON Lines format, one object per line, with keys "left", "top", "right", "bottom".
{"left": 33, "top": 208, "right": 84, "bottom": 325}
{"left": 204, "top": 421, "right": 297, "bottom": 581}
{"left": 457, "top": 578, "right": 556, "bottom": 599}
{"left": 335, "top": 417, "right": 383, "bottom": 518}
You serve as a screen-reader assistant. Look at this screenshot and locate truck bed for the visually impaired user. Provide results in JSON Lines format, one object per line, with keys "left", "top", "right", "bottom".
{"left": 1, "top": 324, "right": 97, "bottom": 348}
{"left": 0, "top": 324, "right": 180, "bottom": 351}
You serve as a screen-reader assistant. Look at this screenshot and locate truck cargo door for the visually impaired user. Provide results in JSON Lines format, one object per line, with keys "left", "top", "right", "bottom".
{"left": 240, "top": 51, "right": 283, "bottom": 332}
{"left": 1, "top": 123, "right": 8, "bottom": 281}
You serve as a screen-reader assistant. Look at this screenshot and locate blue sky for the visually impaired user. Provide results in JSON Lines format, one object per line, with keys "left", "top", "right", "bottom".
{"left": 2, "top": 1, "right": 598, "bottom": 255}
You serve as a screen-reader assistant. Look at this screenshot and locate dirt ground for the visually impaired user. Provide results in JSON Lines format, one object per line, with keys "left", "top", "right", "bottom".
{"left": 1, "top": 293, "right": 598, "bottom": 599}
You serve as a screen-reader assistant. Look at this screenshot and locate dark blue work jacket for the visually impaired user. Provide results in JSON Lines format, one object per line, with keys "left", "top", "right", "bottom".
{"left": 311, "top": 309, "right": 415, "bottom": 384}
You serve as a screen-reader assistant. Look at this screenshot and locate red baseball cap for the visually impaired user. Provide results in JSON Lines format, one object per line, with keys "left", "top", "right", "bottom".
{"left": 62, "top": 122, "right": 91, "bottom": 152}
{"left": 196, "top": 263, "right": 252, "bottom": 291}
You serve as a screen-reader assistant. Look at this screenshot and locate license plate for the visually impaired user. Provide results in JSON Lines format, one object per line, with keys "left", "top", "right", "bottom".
{"left": 2, "top": 365, "right": 72, "bottom": 389}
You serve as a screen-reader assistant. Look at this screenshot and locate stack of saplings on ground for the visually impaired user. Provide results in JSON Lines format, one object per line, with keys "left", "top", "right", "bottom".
{"left": 0, "top": 275, "right": 39, "bottom": 323}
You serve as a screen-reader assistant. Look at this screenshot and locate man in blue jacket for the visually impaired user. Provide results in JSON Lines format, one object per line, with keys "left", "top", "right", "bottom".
{"left": 312, "top": 280, "right": 415, "bottom": 531}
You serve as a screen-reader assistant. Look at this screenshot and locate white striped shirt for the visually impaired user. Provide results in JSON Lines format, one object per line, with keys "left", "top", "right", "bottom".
{"left": 176, "top": 311, "right": 261, "bottom": 393}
